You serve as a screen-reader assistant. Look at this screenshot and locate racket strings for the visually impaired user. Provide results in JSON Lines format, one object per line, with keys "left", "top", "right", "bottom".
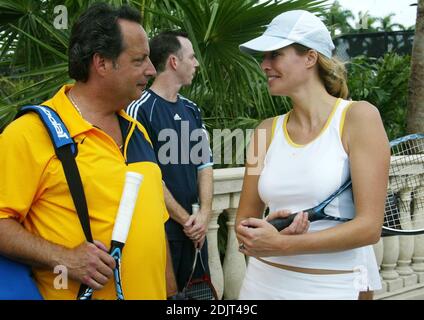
{"left": 184, "top": 280, "right": 216, "bottom": 300}
{"left": 181, "top": 248, "right": 217, "bottom": 300}
{"left": 391, "top": 137, "right": 424, "bottom": 158}
{"left": 384, "top": 187, "right": 424, "bottom": 227}
{"left": 385, "top": 137, "right": 424, "bottom": 232}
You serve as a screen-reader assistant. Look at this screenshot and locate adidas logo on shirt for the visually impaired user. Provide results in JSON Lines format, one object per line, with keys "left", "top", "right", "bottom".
{"left": 174, "top": 114, "right": 182, "bottom": 121}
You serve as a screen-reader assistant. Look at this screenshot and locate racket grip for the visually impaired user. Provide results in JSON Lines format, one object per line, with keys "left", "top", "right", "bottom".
{"left": 268, "top": 213, "right": 298, "bottom": 231}
{"left": 112, "top": 172, "right": 143, "bottom": 244}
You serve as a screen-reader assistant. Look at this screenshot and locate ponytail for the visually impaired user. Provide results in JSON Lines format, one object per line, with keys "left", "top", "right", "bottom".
{"left": 317, "top": 54, "right": 349, "bottom": 99}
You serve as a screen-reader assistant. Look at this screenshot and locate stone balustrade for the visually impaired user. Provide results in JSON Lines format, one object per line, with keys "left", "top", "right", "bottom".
{"left": 208, "top": 166, "right": 424, "bottom": 300}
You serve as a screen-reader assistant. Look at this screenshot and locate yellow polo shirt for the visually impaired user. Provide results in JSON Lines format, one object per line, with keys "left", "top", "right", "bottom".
{"left": 0, "top": 85, "right": 168, "bottom": 299}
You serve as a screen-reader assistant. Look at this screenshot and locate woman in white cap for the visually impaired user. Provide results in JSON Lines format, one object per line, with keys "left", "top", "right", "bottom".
{"left": 235, "top": 10, "right": 390, "bottom": 300}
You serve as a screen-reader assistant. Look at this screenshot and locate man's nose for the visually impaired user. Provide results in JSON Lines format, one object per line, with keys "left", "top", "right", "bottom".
{"left": 145, "top": 57, "right": 156, "bottom": 76}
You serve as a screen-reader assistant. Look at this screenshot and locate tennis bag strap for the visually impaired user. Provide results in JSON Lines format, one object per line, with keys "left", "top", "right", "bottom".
{"left": 17, "top": 105, "right": 94, "bottom": 298}
{"left": 18, "top": 105, "right": 94, "bottom": 243}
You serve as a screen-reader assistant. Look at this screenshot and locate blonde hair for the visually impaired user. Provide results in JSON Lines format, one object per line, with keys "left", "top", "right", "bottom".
{"left": 292, "top": 44, "right": 349, "bottom": 99}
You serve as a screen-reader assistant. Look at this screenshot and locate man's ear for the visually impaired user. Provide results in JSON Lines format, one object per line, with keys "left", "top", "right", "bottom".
{"left": 168, "top": 54, "right": 178, "bottom": 71}
{"left": 305, "top": 50, "right": 319, "bottom": 69}
{"left": 92, "top": 53, "right": 110, "bottom": 76}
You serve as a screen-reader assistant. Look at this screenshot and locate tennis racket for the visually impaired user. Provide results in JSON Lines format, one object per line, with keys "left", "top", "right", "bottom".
{"left": 181, "top": 247, "right": 218, "bottom": 300}
{"left": 78, "top": 171, "right": 143, "bottom": 300}
{"left": 268, "top": 133, "right": 424, "bottom": 236}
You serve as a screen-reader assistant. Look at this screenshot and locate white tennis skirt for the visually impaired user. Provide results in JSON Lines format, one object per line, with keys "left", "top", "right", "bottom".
{"left": 238, "top": 258, "right": 362, "bottom": 300}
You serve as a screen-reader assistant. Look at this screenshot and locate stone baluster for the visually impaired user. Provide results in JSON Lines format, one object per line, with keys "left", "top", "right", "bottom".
{"left": 207, "top": 209, "right": 225, "bottom": 300}
{"left": 396, "top": 187, "right": 417, "bottom": 288}
{"left": 373, "top": 238, "right": 384, "bottom": 270}
{"left": 223, "top": 206, "right": 247, "bottom": 300}
{"left": 373, "top": 239, "right": 386, "bottom": 293}
{"left": 412, "top": 185, "right": 424, "bottom": 283}
{"left": 208, "top": 190, "right": 233, "bottom": 300}
{"left": 381, "top": 236, "right": 402, "bottom": 291}
{"left": 380, "top": 177, "right": 402, "bottom": 291}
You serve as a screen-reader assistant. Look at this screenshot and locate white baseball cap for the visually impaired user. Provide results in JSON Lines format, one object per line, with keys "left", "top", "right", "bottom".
{"left": 239, "top": 10, "right": 335, "bottom": 58}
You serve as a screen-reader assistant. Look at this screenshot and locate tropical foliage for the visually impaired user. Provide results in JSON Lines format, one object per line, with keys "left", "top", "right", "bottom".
{"left": 0, "top": 0, "right": 327, "bottom": 132}
{"left": 322, "top": 0, "right": 355, "bottom": 37}
{"left": 0, "top": 0, "right": 416, "bottom": 156}
{"left": 347, "top": 53, "right": 411, "bottom": 140}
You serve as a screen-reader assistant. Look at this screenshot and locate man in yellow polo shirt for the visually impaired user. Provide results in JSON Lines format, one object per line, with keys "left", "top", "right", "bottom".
{"left": 0, "top": 3, "right": 175, "bottom": 299}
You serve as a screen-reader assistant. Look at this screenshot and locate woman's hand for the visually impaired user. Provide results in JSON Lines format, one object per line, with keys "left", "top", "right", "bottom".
{"left": 236, "top": 210, "right": 309, "bottom": 257}
{"left": 266, "top": 210, "right": 310, "bottom": 235}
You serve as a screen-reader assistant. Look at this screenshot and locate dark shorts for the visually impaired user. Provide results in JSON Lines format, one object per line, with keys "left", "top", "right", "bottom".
{"left": 168, "top": 237, "right": 210, "bottom": 291}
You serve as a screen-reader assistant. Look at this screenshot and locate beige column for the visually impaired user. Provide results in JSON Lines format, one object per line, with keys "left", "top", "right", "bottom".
{"left": 381, "top": 235, "right": 403, "bottom": 291}
{"left": 207, "top": 209, "right": 224, "bottom": 299}
{"left": 412, "top": 185, "right": 424, "bottom": 283}
{"left": 223, "top": 206, "right": 247, "bottom": 300}
{"left": 381, "top": 235, "right": 400, "bottom": 280}
{"left": 396, "top": 187, "right": 419, "bottom": 288}
{"left": 380, "top": 197, "right": 402, "bottom": 289}
{"left": 373, "top": 239, "right": 386, "bottom": 292}
{"left": 396, "top": 188, "right": 415, "bottom": 277}
{"left": 381, "top": 178, "right": 400, "bottom": 280}
{"left": 373, "top": 239, "right": 384, "bottom": 270}
{"left": 210, "top": 168, "right": 245, "bottom": 299}
{"left": 380, "top": 176, "right": 403, "bottom": 291}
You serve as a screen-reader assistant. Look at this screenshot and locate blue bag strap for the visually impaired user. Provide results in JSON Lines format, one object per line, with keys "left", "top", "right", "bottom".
{"left": 18, "top": 105, "right": 76, "bottom": 154}
{"left": 17, "top": 105, "right": 93, "bottom": 243}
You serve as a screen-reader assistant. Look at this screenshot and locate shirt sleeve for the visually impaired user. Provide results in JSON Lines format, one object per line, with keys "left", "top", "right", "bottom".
{"left": 129, "top": 99, "right": 156, "bottom": 145}
{"left": 0, "top": 114, "right": 51, "bottom": 222}
{"left": 194, "top": 107, "right": 213, "bottom": 171}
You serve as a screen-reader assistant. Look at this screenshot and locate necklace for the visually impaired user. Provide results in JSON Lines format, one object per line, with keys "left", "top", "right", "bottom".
{"left": 68, "top": 90, "right": 83, "bottom": 117}
{"left": 68, "top": 90, "right": 123, "bottom": 150}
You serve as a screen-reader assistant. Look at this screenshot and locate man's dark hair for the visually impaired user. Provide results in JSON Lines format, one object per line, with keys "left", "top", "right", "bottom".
{"left": 68, "top": 3, "right": 142, "bottom": 82}
{"left": 149, "top": 30, "right": 189, "bottom": 73}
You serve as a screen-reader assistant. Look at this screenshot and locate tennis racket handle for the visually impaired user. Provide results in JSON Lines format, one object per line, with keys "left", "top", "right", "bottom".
{"left": 268, "top": 214, "right": 297, "bottom": 231}
{"left": 268, "top": 211, "right": 314, "bottom": 232}
{"left": 77, "top": 284, "right": 93, "bottom": 300}
{"left": 111, "top": 172, "right": 143, "bottom": 244}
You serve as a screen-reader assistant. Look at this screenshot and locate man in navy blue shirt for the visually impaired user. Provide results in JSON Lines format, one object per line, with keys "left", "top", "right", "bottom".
{"left": 127, "top": 31, "right": 213, "bottom": 292}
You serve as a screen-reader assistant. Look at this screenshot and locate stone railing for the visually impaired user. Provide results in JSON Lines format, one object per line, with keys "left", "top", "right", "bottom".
{"left": 207, "top": 167, "right": 424, "bottom": 300}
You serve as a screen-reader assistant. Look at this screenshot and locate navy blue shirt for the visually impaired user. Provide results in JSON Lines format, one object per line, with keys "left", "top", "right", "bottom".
{"left": 127, "top": 89, "right": 213, "bottom": 240}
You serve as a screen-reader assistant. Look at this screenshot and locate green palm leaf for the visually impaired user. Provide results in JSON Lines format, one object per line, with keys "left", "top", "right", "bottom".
{"left": 8, "top": 24, "right": 67, "bottom": 60}
{"left": 1, "top": 0, "right": 328, "bottom": 159}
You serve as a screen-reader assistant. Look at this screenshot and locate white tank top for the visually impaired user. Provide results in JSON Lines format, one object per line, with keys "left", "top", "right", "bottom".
{"left": 257, "top": 99, "right": 381, "bottom": 289}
